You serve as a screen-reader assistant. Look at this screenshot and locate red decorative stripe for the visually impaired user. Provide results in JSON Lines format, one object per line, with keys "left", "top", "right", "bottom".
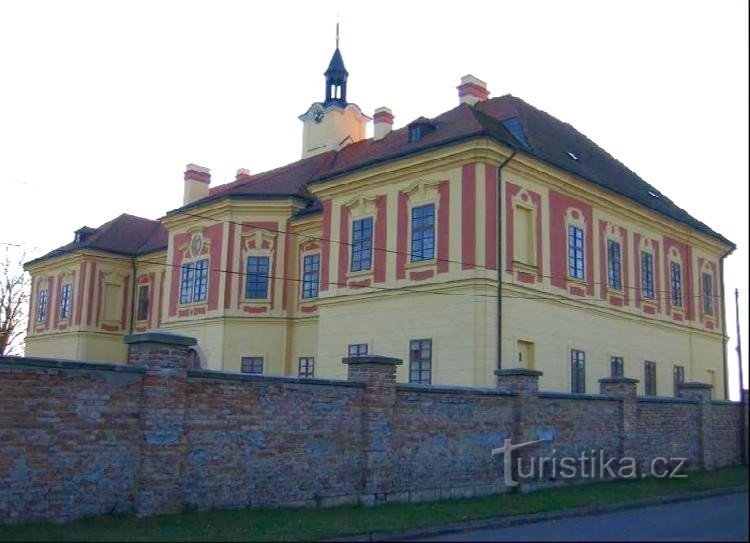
{"left": 338, "top": 206, "right": 351, "bottom": 287}
{"left": 321, "top": 201, "right": 332, "bottom": 290}
{"left": 461, "top": 164, "right": 476, "bottom": 270}
{"left": 485, "top": 165, "right": 497, "bottom": 270}
{"left": 224, "top": 223, "right": 235, "bottom": 310}
{"left": 396, "top": 192, "right": 408, "bottom": 279}
{"left": 437, "top": 181, "right": 450, "bottom": 274}
{"left": 374, "top": 195, "right": 388, "bottom": 283}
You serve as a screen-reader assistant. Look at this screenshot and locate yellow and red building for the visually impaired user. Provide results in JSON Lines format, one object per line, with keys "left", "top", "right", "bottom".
{"left": 24, "top": 44, "right": 735, "bottom": 398}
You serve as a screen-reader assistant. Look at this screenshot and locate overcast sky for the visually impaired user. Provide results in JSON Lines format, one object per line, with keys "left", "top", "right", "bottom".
{"left": 1, "top": 0, "right": 747, "bottom": 397}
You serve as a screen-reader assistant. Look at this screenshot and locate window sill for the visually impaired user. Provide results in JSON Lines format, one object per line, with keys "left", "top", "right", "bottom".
{"left": 405, "top": 258, "right": 436, "bottom": 271}
{"left": 347, "top": 269, "right": 374, "bottom": 280}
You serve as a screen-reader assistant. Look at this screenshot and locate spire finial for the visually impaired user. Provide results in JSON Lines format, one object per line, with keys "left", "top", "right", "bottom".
{"left": 336, "top": 20, "right": 340, "bottom": 49}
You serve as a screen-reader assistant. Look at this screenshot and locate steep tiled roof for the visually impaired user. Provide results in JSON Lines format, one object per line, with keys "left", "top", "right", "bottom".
{"left": 29, "top": 95, "right": 733, "bottom": 266}
{"left": 26, "top": 214, "right": 168, "bottom": 267}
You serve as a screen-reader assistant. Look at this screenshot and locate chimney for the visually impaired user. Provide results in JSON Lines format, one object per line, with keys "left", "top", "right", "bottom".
{"left": 373, "top": 107, "right": 394, "bottom": 141}
{"left": 236, "top": 168, "right": 251, "bottom": 181}
{"left": 183, "top": 163, "right": 211, "bottom": 205}
{"left": 457, "top": 74, "right": 489, "bottom": 106}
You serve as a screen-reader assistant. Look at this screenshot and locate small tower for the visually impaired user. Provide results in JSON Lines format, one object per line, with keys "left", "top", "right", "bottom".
{"left": 299, "top": 24, "right": 370, "bottom": 159}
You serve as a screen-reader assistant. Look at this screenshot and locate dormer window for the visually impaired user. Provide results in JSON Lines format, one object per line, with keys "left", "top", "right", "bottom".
{"left": 73, "top": 227, "right": 94, "bottom": 244}
{"left": 407, "top": 118, "right": 435, "bottom": 143}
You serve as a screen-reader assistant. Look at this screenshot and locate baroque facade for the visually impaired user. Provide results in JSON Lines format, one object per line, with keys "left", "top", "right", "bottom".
{"left": 24, "top": 42, "right": 735, "bottom": 398}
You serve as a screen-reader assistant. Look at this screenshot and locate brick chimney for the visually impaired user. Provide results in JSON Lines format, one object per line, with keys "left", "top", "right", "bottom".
{"left": 183, "top": 164, "right": 210, "bottom": 206}
{"left": 235, "top": 168, "right": 251, "bottom": 181}
{"left": 457, "top": 74, "right": 489, "bottom": 106}
{"left": 373, "top": 107, "right": 394, "bottom": 141}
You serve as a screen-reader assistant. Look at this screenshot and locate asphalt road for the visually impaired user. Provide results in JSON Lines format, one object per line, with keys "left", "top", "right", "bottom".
{"left": 414, "top": 492, "right": 749, "bottom": 542}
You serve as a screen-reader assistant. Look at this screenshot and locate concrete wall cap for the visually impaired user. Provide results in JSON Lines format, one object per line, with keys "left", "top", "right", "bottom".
{"left": 494, "top": 368, "right": 543, "bottom": 377}
{"left": 342, "top": 355, "right": 403, "bottom": 366}
{"left": 679, "top": 381, "right": 713, "bottom": 389}
{"left": 599, "top": 377, "right": 640, "bottom": 384}
{"left": 124, "top": 332, "right": 197, "bottom": 347}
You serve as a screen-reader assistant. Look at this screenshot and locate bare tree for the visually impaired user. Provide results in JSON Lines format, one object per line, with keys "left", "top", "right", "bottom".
{"left": 0, "top": 246, "right": 30, "bottom": 356}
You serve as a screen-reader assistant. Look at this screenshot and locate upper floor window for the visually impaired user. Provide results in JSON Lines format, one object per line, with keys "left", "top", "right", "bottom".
{"left": 610, "top": 356, "right": 624, "bottom": 377}
{"left": 136, "top": 285, "right": 150, "bottom": 321}
{"left": 409, "top": 338, "right": 432, "bottom": 385}
{"left": 302, "top": 254, "right": 320, "bottom": 299}
{"left": 241, "top": 356, "right": 263, "bottom": 374}
{"left": 245, "top": 256, "right": 270, "bottom": 299}
{"left": 702, "top": 273, "right": 713, "bottom": 315}
{"left": 180, "top": 259, "right": 208, "bottom": 304}
{"left": 411, "top": 204, "right": 435, "bottom": 262}
{"left": 350, "top": 217, "right": 373, "bottom": 272}
{"left": 298, "top": 357, "right": 315, "bottom": 378}
{"left": 571, "top": 349, "right": 586, "bottom": 393}
{"left": 348, "top": 343, "right": 368, "bottom": 357}
{"left": 568, "top": 225, "right": 585, "bottom": 280}
{"left": 36, "top": 289, "right": 48, "bottom": 322}
{"left": 607, "top": 240, "right": 622, "bottom": 290}
{"left": 670, "top": 262, "right": 683, "bottom": 307}
{"left": 644, "top": 361, "right": 657, "bottom": 396}
{"left": 59, "top": 284, "right": 72, "bottom": 320}
{"left": 641, "top": 252, "right": 655, "bottom": 299}
{"left": 673, "top": 364, "right": 685, "bottom": 397}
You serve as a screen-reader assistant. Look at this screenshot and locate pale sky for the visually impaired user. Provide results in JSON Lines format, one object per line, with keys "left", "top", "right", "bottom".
{"left": 1, "top": 0, "right": 747, "bottom": 398}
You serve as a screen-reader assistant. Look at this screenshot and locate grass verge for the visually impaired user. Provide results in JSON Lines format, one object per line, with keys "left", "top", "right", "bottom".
{"left": 0, "top": 465, "right": 746, "bottom": 542}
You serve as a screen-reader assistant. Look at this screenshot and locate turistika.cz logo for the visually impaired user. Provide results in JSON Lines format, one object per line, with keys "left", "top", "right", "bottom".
{"left": 491, "top": 438, "right": 688, "bottom": 487}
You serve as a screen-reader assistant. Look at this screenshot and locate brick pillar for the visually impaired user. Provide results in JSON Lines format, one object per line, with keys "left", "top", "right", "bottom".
{"left": 599, "top": 377, "right": 639, "bottom": 461}
{"left": 344, "top": 355, "right": 402, "bottom": 505}
{"left": 495, "top": 369, "right": 542, "bottom": 491}
{"left": 125, "top": 331, "right": 197, "bottom": 517}
{"left": 678, "top": 381, "right": 714, "bottom": 470}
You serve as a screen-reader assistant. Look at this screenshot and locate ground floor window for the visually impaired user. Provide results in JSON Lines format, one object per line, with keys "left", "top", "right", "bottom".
{"left": 571, "top": 349, "right": 585, "bottom": 393}
{"left": 241, "top": 357, "right": 264, "bottom": 374}
{"left": 298, "top": 357, "right": 314, "bottom": 378}
{"left": 610, "top": 356, "right": 624, "bottom": 377}
{"left": 348, "top": 343, "right": 368, "bottom": 357}
{"left": 409, "top": 339, "right": 432, "bottom": 384}
{"left": 673, "top": 365, "right": 685, "bottom": 396}
{"left": 645, "top": 361, "right": 657, "bottom": 396}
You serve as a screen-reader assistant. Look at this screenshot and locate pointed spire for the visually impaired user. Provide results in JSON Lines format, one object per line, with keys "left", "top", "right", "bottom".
{"left": 324, "top": 22, "right": 348, "bottom": 105}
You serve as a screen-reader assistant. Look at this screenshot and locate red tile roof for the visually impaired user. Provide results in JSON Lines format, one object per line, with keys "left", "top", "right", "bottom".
{"left": 28, "top": 95, "right": 733, "bottom": 266}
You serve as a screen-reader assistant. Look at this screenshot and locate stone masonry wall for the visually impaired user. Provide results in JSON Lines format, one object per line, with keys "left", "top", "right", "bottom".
{"left": 0, "top": 334, "right": 745, "bottom": 525}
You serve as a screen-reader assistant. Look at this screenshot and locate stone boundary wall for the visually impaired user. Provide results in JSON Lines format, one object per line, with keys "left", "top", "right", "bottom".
{"left": 0, "top": 333, "right": 745, "bottom": 524}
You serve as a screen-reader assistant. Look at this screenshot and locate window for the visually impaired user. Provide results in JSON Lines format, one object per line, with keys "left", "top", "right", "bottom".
{"left": 302, "top": 254, "right": 320, "bottom": 299}
{"left": 245, "top": 256, "right": 270, "bottom": 299}
{"left": 410, "top": 204, "right": 435, "bottom": 262}
{"left": 36, "top": 289, "right": 48, "bottom": 322}
{"left": 409, "top": 339, "right": 432, "bottom": 384}
{"left": 645, "top": 361, "right": 657, "bottom": 396}
{"left": 641, "top": 252, "right": 655, "bottom": 299}
{"left": 298, "top": 357, "right": 315, "bottom": 378}
{"left": 670, "top": 262, "right": 683, "bottom": 307}
{"left": 517, "top": 340, "right": 535, "bottom": 369}
{"left": 702, "top": 273, "right": 713, "bottom": 315}
{"left": 136, "top": 285, "right": 150, "bottom": 321}
{"left": 180, "top": 259, "right": 209, "bottom": 304}
{"left": 59, "top": 284, "right": 72, "bottom": 320}
{"left": 568, "top": 225, "right": 585, "bottom": 279}
{"left": 673, "top": 365, "right": 685, "bottom": 397}
{"left": 607, "top": 240, "right": 622, "bottom": 290}
{"left": 571, "top": 349, "right": 586, "bottom": 393}
{"left": 348, "top": 343, "right": 368, "bottom": 357}
{"left": 611, "top": 356, "right": 624, "bottom": 377}
{"left": 350, "top": 217, "right": 373, "bottom": 272}
{"left": 241, "top": 357, "right": 264, "bottom": 374}
{"left": 513, "top": 205, "right": 534, "bottom": 265}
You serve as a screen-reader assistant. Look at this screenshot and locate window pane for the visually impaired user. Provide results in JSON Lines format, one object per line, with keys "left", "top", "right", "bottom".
{"left": 702, "top": 273, "right": 713, "bottom": 315}
{"left": 411, "top": 204, "right": 435, "bottom": 262}
{"left": 136, "top": 285, "right": 150, "bottom": 321}
{"left": 351, "top": 218, "right": 374, "bottom": 272}
{"left": 670, "top": 262, "right": 683, "bottom": 307}
{"left": 193, "top": 259, "right": 208, "bottom": 302}
{"left": 568, "top": 225, "right": 585, "bottom": 279}
{"left": 607, "top": 240, "right": 622, "bottom": 290}
{"left": 246, "top": 256, "right": 270, "bottom": 299}
{"left": 302, "top": 254, "right": 320, "bottom": 299}
{"left": 37, "top": 289, "right": 48, "bottom": 321}
{"left": 180, "top": 264, "right": 194, "bottom": 304}
{"left": 645, "top": 361, "right": 657, "bottom": 396}
{"left": 298, "top": 357, "right": 315, "bottom": 378}
{"left": 348, "top": 344, "right": 368, "bottom": 357}
{"left": 60, "top": 284, "right": 72, "bottom": 319}
{"left": 241, "top": 357, "right": 264, "bottom": 374}
{"left": 571, "top": 350, "right": 585, "bottom": 393}
{"left": 641, "top": 252, "right": 655, "bottom": 299}
{"left": 409, "top": 339, "right": 432, "bottom": 384}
